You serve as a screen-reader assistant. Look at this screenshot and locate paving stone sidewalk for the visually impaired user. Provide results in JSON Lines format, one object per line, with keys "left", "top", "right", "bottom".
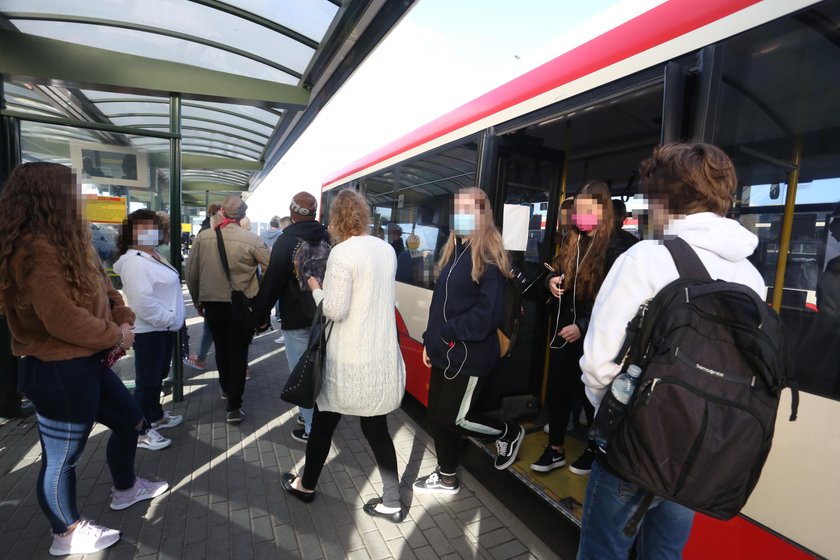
{"left": 0, "top": 311, "right": 562, "bottom": 560}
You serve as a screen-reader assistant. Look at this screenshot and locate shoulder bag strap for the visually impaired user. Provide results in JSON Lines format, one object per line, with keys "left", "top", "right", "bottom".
{"left": 214, "top": 227, "right": 235, "bottom": 291}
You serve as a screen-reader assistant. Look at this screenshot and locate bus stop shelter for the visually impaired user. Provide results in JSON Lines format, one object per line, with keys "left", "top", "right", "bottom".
{"left": 0, "top": 0, "right": 415, "bottom": 401}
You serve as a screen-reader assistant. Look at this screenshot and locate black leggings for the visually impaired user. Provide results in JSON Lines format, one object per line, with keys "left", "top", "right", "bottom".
{"left": 547, "top": 340, "right": 594, "bottom": 447}
{"left": 301, "top": 408, "right": 401, "bottom": 508}
{"left": 427, "top": 367, "right": 506, "bottom": 475}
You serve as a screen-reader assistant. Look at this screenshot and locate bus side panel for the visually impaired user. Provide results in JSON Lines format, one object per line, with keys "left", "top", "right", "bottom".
{"left": 685, "top": 515, "right": 816, "bottom": 560}
{"left": 396, "top": 308, "right": 430, "bottom": 407}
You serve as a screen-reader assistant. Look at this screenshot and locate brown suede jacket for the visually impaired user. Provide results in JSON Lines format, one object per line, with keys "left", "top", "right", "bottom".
{"left": 5, "top": 237, "right": 135, "bottom": 361}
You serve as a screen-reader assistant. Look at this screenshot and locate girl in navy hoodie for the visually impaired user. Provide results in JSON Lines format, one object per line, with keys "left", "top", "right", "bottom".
{"left": 412, "top": 187, "right": 524, "bottom": 496}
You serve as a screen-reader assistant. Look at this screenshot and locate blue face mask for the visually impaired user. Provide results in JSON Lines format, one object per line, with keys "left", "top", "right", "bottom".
{"left": 452, "top": 212, "right": 477, "bottom": 235}
{"left": 136, "top": 229, "right": 161, "bottom": 247}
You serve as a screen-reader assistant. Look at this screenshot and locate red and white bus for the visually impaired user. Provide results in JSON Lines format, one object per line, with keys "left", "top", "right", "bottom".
{"left": 322, "top": 1, "right": 840, "bottom": 557}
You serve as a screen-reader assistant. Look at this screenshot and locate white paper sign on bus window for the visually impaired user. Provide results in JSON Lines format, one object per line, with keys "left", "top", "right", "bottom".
{"left": 502, "top": 204, "right": 530, "bottom": 252}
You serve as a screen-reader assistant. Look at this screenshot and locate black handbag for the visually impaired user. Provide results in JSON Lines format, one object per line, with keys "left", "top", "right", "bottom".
{"left": 215, "top": 228, "right": 256, "bottom": 329}
{"left": 281, "top": 302, "right": 332, "bottom": 408}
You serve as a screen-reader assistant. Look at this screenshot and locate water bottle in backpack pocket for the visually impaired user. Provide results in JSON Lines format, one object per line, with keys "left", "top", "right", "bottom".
{"left": 588, "top": 364, "right": 642, "bottom": 452}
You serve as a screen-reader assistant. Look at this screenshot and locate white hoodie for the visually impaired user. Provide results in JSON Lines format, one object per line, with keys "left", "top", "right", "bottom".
{"left": 580, "top": 212, "right": 765, "bottom": 411}
{"left": 113, "top": 250, "right": 186, "bottom": 334}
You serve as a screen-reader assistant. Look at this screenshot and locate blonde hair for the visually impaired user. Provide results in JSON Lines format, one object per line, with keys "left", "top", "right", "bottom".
{"left": 328, "top": 189, "right": 370, "bottom": 244}
{"left": 240, "top": 216, "right": 251, "bottom": 231}
{"left": 438, "top": 187, "right": 511, "bottom": 282}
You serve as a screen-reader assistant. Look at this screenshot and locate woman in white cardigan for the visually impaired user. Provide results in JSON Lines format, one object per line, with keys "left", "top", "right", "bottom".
{"left": 281, "top": 189, "right": 406, "bottom": 523}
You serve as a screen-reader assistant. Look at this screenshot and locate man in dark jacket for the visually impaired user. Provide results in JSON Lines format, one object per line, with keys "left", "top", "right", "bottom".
{"left": 253, "top": 192, "right": 327, "bottom": 442}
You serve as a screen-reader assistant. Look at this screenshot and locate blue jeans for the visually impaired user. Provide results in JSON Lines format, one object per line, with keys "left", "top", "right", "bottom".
{"left": 577, "top": 462, "right": 695, "bottom": 560}
{"left": 19, "top": 355, "right": 144, "bottom": 534}
{"left": 283, "top": 328, "right": 312, "bottom": 433}
{"left": 133, "top": 331, "right": 174, "bottom": 424}
{"left": 197, "top": 321, "right": 213, "bottom": 362}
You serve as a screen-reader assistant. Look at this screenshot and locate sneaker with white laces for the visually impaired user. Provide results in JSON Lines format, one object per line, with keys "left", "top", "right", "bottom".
{"left": 412, "top": 468, "right": 460, "bottom": 495}
{"left": 274, "top": 335, "right": 285, "bottom": 344}
{"left": 530, "top": 446, "right": 566, "bottom": 472}
{"left": 110, "top": 477, "right": 169, "bottom": 511}
{"left": 137, "top": 428, "right": 171, "bottom": 450}
{"left": 295, "top": 413, "right": 305, "bottom": 426}
{"left": 49, "top": 518, "right": 120, "bottom": 556}
{"left": 494, "top": 423, "right": 525, "bottom": 470}
{"left": 150, "top": 411, "right": 183, "bottom": 430}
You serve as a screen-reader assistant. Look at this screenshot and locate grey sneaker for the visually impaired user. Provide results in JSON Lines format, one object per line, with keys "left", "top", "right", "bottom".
{"left": 110, "top": 478, "right": 169, "bottom": 511}
{"left": 49, "top": 518, "right": 120, "bottom": 556}
{"left": 137, "top": 428, "right": 171, "bottom": 450}
{"left": 150, "top": 411, "right": 183, "bottom": 430}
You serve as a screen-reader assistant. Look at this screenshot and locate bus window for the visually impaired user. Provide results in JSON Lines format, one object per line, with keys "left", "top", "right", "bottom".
{"left": 713, "top": 0, "right": 840, "bottom": 398}
{"left": 375, "top": 140, "right": 478, "bottom": 289}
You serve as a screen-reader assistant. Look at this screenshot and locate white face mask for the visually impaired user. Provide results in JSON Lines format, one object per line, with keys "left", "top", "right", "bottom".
{"left": 136, "top": 229, "right": 161, "bottom": 247}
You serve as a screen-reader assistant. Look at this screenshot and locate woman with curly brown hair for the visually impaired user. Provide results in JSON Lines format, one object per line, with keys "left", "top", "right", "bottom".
{"left": 281, "top": 189, "right": 407, "bottom": 523}
{"left": 0, "top": 163, "right": 168, "bottom": 556}
{"left": 531, "top": 181, "right": 634, "bottom": 477}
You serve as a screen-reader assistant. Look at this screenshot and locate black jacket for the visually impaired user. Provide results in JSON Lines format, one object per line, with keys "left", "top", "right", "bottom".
{"left": 253, "top": 220, "right": 327, "bottom": 331}
{"left": 547, "top": 232, "right": 638, "bottom": 338}
{"left": 423, "top": 239, "right": 505, "bottom": 377}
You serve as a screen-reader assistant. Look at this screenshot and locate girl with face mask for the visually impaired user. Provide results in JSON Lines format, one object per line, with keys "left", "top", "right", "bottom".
{"left": 531, "top": 181, "right": 632, "bottom": 477}
{"left": 114, "top": 209, "right": 186, "bottom": 452}
{"left": 413, "top": 188, "right": 525, "bottom": 497}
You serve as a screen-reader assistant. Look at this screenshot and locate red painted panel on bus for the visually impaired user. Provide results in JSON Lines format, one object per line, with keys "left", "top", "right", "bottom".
{"left": 324, "top": 0, "right": 760, "bottom": 188}
{"left": 396, "top": 308, "right": 430, "bottom": 406}
{"left": 685, "top": 514, "right": 816, "bottom": 559}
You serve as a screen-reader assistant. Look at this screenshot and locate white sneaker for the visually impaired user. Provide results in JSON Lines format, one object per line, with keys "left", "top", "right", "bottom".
{"left": 274, "top": 335, "right": 285, "bottom": 344}
{"left": 49, "top": 518, "right": 120, "bottom": 556}
{"left": 137, "top": 428, "right": 171, "bottom": 450}
{"left": 110, "top": 477, "right": 169, "bottom": 511}
{"left": 151, "top": 411, "right": 183, "bottom": 430}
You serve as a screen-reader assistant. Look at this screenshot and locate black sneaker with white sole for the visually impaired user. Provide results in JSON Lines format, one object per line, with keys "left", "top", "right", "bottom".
{"left": 569, "top": 446, "right": 596, "bottom": 475}
{"left": 291, "top": 428, "right": 309, "bottom": 443}
{"left": 226, "top": 409, "right": 244, "bottom": 423}
{"left": 412, "top": 468, "right": 460, "bottom": 495}
{"left": 530, "top": 446, "right": 566, "bottom": 472}
{"left": 494, "top": 423, "right": 525, "bottom": 470}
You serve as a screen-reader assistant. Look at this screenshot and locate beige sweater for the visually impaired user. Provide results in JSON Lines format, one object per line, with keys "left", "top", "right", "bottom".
{"left": 185, "top": 224, "right": 270, "bottom": 304}
{"left": 6, "top": 237, "right": 135, "bottom": 361}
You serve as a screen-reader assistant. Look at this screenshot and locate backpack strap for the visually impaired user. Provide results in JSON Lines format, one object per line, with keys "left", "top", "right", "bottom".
{"left": 623, "top": 492, "right": 655, "bottom": 536}
{"left": 664, "top": 237, "right": 712, "bottom": 281}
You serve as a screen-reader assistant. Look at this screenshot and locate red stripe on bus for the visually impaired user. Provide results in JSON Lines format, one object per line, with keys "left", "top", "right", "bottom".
{"left": 323, "top": 0, "right": 760, "bottom": 189}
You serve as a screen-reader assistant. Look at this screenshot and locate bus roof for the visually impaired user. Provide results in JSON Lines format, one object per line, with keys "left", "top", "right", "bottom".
{"left": 323, "top": 0, "right": 813, "bottom": 190}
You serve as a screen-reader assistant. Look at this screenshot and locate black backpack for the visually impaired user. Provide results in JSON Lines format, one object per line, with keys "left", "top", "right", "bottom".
{"left": 496, "top": 265, "right": 543, "bottom": 357}
{"left": 605, "top": 237, "right": 798, "bottom": 531}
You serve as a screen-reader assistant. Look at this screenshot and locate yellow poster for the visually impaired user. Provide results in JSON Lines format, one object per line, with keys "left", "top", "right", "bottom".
{"left": 182, "top": 222, "right": 191, "bottom": 233}
{"left": 85, "top": 195, "right": 126, "bottom": 224}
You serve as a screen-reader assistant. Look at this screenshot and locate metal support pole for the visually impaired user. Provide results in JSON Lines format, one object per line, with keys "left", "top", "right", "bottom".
{"left": 771, "top": 139, "right": 802, "bottom": 313}
{"left": 170, "top": 94, "right": 184, "bottom": 402}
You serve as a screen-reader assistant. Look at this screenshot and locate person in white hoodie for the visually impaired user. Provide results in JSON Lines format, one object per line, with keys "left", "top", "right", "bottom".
{"left": 115, "top": 209, "right": 186, "bottom": 451}
{"left": 576, "top": 143, "right": 765, "bottom": 560}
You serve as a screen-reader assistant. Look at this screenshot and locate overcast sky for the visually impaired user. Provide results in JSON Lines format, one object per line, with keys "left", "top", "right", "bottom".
{"left": 244, "top": 0, "right": 659, "bottom": 223}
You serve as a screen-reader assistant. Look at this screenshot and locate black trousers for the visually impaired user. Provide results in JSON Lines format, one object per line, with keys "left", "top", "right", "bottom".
{"left": 301, "top": 408, "right": 400, "bottom": 508}
{"left": 427, "top": 367, "right": 506, "bottom": 475}
{"left": 547, "top": 340, "right": 594, "bottom": 447}
{"left": 203, "top": 302, "right": 251, "bottom": 411}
